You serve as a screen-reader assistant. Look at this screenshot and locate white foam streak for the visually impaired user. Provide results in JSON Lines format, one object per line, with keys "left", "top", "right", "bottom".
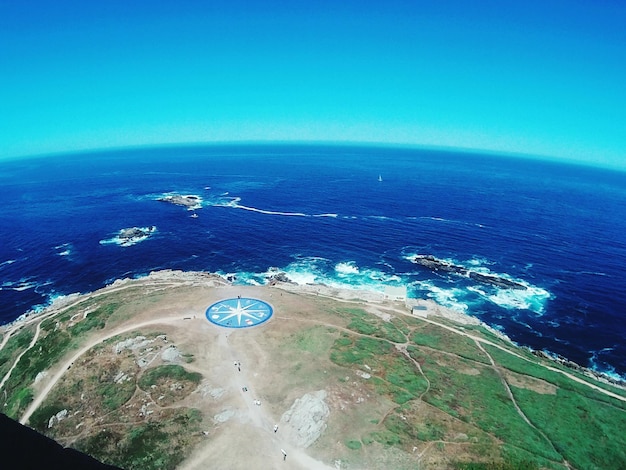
{"left": 212, "top": 196, "right": 338, "bottom": 218}
{"left": 0, "top": 259, "right": 16, "bottom": 270}
{"left": 234, "top": 204, "right": 307, "bottom": 217}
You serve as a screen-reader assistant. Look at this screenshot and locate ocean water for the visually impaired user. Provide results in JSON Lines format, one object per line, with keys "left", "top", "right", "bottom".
{"left": 1, "top": 145, "right": 625, "bottom": 380}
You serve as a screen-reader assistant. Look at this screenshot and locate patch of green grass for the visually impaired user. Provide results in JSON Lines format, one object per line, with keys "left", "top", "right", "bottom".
{"left": 75, "top": 408, "right": 203, "bottom": 470}
{"left": 335, "top": 337, "right": 352, "bottom": 347}
{"left": 138, "top": 365, "right": 202, "bottom": 390}
{"left": 408, "top": 347, "right": 561, "bottom": 462}
{"left": 2, "top": 329, "right": 71, "bottom": 417}
{"left": 383, "top": 355, "right": 429, "bottom": 397}
{"left": 510, "top": 386, "right": 626, "bottom": 470}
{"left": 40, "top": 318, "right": 57, "bottom": 332}
{"left": 0, "top": 327, "right": 35, "bottom": 379}
{"left": 485, "top": 347, "right": 560, "bottom": 381}
{"left": 347, "top": 316, "right": 379, "bottom": 336}
{"left": 100, "top": 380, "right": 136, "bottom": 411}
{"left": 454, "top": 459, "right": 540, "bottom": 470}
{"left": 412, "top": 330, "right": 441, "bottom": 348}
{"left": 344, "top": 308, "right": 407, "bottom": 343}
{"left": 3, "top": 387, "right": 33, "bottom": 419}
{"left": 18, "top": 329, "right": 70, "bottom": 378}
{"left": 415, "top": 422, "right": 445, "bottom": 441}
{"left": 290, "top": 325, "right": 337, "bottom": 355}
{"left": 29, "top": 402, "right": 66, "bottom": 432}
{"left": 345, "top": 440, "right": 362, "bottom": 450}
{"left": 68, "top": 303, "right": 119, "bottom": 337}
{"left": 411, "top": 323, "right": 489, "bottom": 364}
{"left": 331, "top": 335, "right": 427, "bottom": 405}
{"left": 330, "top": 336, "right": 393, "bottom": 366}
{"left": 378, "top": 321, "right": 407, "bottom": 343}
{"left": 484, "top": 344, "right": 626, "bottom": 406}
{"left": 181, "top": 353, "right": 194, "bottom": 363}
{"left": 369, "top": 429, "right": 403, "bottom": 446}
{"left": 500, "top": 445, "right": 565, "bottom": 470}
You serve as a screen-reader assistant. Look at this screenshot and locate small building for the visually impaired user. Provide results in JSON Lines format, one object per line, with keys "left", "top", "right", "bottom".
{"left": 412, "top": 305, "right": 428, "bottom": 318}
{"left": 384, "top": 285, "right": 407, "bottom": 302}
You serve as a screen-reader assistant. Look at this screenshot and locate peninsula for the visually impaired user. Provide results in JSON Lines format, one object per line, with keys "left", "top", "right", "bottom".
{"left": 1, "top": 271, "right": 624, "bottom": 470}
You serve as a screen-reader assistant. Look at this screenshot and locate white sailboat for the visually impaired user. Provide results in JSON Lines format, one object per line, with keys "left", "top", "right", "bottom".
{"left": 378, "top": 174, "right": 383, "bottom": 182}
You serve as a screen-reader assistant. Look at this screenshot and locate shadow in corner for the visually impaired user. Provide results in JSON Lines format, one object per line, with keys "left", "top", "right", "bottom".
{"left": 0, "top": 413, "right": 122, "bottom": 470}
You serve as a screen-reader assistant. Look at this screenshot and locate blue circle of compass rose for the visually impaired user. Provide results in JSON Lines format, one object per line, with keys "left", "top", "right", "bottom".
{"left": 205, "top": 298, "right": 273, "bottom": 328}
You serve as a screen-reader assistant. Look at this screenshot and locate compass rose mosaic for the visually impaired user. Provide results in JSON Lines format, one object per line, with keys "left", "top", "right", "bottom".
{"left": 205, "top": 297, "right": 273, "bottom": 328}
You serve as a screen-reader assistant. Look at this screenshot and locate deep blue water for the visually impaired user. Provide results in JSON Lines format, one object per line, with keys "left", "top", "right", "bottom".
{"left": 1, "top": 145, "right": 625, "bottom": 379}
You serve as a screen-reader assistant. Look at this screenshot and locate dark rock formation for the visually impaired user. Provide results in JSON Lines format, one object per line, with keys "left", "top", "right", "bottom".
{"left": 412, "top": 255, "right": 527, "bottom": 290}
{"left": 468, "top": 272, "right": 527, "bottom": 290}
{"left": 119, "top": 226, "right": 155, "bottom": 241}
{"left": 266, "top": 272, "right": 294, "bottom": 285}
{"left": 157, "top": 194, "right": 200, "bottom": 208}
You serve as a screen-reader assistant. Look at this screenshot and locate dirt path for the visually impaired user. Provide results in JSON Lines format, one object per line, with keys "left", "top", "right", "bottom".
{"left": 17, "top": 306, "right": 335, "bottom": 469}
{"left": 178, "top": 329, "right": 335, "bottom": 470}
{"left": 0, "top": 321, "right": 42, "bottom": 391}
{"left": 475, "top": 340, "right": 571, "bottom": 468}
{"left": 20, "top": 315, "right": 183, "bottom": 424}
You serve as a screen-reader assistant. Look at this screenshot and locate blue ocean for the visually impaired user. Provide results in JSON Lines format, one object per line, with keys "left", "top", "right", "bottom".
{"left": 1, "top": 145, "right": 625, "bottom": 380}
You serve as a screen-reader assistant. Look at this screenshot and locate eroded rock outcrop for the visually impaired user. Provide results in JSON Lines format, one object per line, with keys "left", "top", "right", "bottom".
{"left": 281, "top": 390, "right": 329, "bottom": 448}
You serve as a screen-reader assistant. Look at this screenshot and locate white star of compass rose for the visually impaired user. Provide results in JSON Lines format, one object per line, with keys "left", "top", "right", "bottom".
{"left": 216, "top": 299, "right": 266, "bottom": 326}
{"left": 206, "top": 298, "right": 273, "bottom": 328}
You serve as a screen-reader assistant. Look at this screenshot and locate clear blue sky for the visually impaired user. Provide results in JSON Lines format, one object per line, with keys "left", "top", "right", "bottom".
{"left": 1, "top": 0, "right": 625, "bottom": 169}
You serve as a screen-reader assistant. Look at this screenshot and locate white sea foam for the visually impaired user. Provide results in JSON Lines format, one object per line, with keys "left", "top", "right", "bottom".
{"left": 335, "top": 262, "right": 360, "bottom": 275}
{"left": 211, "top": 195, "right": 338, "bottom": 218}
{"left": 227, "top": 258, "right": 405, "bottom": 299}
{"left": 412, "top": 280, "right": 469, "bottom": 313}
{"left": 468, "top": 283, "right": 551, "bottom": 314}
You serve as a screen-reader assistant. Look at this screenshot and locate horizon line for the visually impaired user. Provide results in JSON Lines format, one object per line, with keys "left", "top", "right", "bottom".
{"left": 1, "top": 140, "right": 624, "bottom": 173}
